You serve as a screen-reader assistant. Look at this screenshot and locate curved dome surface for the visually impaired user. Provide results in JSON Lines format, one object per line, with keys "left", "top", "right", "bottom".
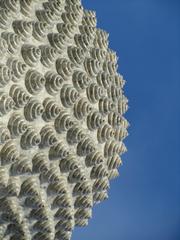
{"left": 0, "top": 0, "right": 129, "bottom": 239}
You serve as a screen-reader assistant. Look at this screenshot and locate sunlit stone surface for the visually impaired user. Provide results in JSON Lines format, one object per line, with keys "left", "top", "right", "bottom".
{"left": 0, "top": 0, "right": 129, "bottom": 239}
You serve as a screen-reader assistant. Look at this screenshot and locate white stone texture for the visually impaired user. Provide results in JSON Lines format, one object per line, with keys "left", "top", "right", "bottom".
{"left": 0, "top": 0, "right": 129, "bottom": 239}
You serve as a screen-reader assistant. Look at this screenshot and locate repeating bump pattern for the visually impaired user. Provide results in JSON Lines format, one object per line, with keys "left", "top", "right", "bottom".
{"left": 0, "top": 0, "right": 129, "bottom": 239}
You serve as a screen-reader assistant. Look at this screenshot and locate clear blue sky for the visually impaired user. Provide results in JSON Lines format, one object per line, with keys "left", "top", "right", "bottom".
{"left": 73, "top": 1, "right": 180, "bottom": 240}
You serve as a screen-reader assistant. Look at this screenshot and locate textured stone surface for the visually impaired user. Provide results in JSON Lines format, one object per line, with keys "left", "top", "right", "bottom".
{"left": 0, "top": 0, "right": 129, "bottom": 239}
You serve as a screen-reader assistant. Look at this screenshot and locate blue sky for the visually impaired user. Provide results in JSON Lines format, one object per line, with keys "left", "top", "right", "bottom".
{"left": 73, "top": 1, "right": 180, "bottom": 240}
